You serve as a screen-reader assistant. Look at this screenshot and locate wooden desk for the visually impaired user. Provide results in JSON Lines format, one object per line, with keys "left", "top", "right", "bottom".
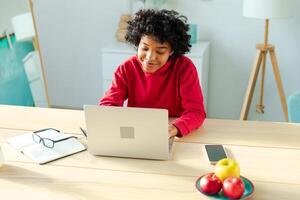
{"left": 0, "top": 105, "right": 300, "bottom": 199}
{"left": 1, "top": 105, "right": 300, "bottom": 149}
{"left": 181, "top": 119, "right": 300, "bottom": 149}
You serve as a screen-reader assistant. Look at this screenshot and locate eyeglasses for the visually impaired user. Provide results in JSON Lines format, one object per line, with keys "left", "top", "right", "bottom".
{"left": 32, "top": 128, "right": 77, "bottom": 148}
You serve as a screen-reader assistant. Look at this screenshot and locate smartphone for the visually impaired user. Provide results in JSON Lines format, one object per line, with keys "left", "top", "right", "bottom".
{"left": 205, "top": 144, "right": 228, "bottom": 165}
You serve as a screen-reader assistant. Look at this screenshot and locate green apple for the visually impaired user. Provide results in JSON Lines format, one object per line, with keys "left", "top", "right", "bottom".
{"left": 215, "top": 158, "right": 240, "bottom": 181}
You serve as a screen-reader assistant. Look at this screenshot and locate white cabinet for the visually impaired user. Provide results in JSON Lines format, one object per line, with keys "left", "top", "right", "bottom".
{"left": 188, "top": 42, "right": 210, "bottom": 108}
{"left": 102, "top": 43, "right": 135, "bottom": 95}
{"left": 101, "top": 41, "right": 210, "bottom": 108}
{"left": 23, "top": 51, "right": 48, "bottom": 107}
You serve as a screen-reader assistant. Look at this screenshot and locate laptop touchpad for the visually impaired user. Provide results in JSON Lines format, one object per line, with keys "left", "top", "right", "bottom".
{"left": 120, "top": 126, "right": 135, "bottom": 139}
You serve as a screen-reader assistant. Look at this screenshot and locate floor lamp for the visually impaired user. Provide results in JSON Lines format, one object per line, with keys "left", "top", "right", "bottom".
{"left": 240, "top": 0, "right": 293, "bottom": 121}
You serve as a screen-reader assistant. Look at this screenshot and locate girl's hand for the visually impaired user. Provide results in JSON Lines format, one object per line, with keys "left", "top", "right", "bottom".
{"left": 168, "top": 124, "right": 178, "bottom": 138}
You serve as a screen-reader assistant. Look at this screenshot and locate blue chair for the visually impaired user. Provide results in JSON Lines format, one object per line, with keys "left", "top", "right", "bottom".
{"left": 288, "top": 90, "right": 300, "bottom": 123}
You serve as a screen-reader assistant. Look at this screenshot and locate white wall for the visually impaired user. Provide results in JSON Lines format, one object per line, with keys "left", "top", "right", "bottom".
{"left": 169, "top": 0, "right": 300, "bottom": 121}
{"left": 33, "top": 0, "right": 130, "bottom": 108}
{"left": 0, "top": 0, "right": 29, "bottom": 34}
{"left": 33, "top": 0, "right": 300, "bottom": 121}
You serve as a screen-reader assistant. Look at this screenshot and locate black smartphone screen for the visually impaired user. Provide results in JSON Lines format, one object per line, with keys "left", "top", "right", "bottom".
{"left": 205, "top": 144, "right": 227, "bottom": 164}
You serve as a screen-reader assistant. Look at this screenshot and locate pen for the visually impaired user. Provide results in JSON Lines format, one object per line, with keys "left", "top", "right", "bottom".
{"left": 79, "top": 127, "right": 88, "bottom": 138}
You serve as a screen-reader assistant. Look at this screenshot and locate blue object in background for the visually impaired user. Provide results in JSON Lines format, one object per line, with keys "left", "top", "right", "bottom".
{"left": 0, "top": 38, "right": 34, "bottom": 106}
{"left": 188, "top": 23, "right": 198, "bottom": 44}
{"left": 0, "top": 34, "right": 16, "bottom": 48}
{"left": 288, "top": 90, "right": 300, "bottom": 123}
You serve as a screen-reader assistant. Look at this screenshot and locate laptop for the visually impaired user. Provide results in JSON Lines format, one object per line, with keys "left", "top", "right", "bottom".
{"left": 83, "top": 105, "right": 174, "bottom": 160}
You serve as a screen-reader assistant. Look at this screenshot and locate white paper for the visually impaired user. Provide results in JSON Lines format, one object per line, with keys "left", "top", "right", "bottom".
{"left": 7, "top": 129, "right": 86, "bottom": 164}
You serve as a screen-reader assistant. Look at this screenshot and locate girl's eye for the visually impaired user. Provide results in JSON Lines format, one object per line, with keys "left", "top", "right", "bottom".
{"left": 156, "top": 51, "right": 165, "bottom": 55}
{"left": 142, "top": 47, "right": 148, "bottom": 51}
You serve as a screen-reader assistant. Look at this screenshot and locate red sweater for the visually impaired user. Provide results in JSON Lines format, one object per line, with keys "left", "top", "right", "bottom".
{"left": 99, "top": 55, "right": 206, "bottom": 136}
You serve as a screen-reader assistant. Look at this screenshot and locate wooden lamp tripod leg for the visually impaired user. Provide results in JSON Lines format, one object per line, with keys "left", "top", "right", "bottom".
{"left": 269, "top": 48, "right": 289, "bottom": 121}
{"left": 240, "top": 50, "right": 263, "bottom": 120}
{"left": 257, "top": 19, "right": 269, "bottom": 114}
{"left": 256, "top": 50, "right": 267, "bottom": 113}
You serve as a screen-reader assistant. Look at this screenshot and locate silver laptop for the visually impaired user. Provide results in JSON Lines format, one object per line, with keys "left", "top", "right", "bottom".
{"left": 83, "top": 105, "right": 174, "bottom": 160}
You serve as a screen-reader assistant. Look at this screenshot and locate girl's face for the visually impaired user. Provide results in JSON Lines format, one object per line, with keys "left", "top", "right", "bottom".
{"left": 137, "top": 35, "right": 173, "bottom": 73}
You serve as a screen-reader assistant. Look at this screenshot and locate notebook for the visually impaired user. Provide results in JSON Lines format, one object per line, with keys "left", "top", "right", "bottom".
{"left": 6, "top": 129, "right": 86, "bottom": 164}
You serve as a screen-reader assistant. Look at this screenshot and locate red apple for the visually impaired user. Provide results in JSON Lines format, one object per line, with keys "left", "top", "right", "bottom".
{"left": 200, "top": 173, "right": 222, "bottom": 195}
{"left": 222, "top": 176, "right": 245, "bottom": 199}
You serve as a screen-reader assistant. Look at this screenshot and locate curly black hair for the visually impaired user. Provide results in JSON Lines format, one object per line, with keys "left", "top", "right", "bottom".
{"left": 125, "top": 9, "right": 191, "bottom": 55}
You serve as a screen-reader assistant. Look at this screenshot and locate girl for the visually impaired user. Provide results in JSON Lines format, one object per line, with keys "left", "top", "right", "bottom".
{"left": 100, "top": 9, "right": 206, "bottom": 138}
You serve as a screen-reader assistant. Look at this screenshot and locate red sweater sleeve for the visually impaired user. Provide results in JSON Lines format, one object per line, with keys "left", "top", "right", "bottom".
{"left": 171, "top": 64, "right": 206, "bottom": 137}
{"left": 99, "top": 66, "right": 128, "bottom": 106}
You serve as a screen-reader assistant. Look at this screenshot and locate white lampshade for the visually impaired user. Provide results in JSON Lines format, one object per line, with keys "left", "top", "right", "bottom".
{"left": 11, "top": 12, "right": 35, "bottom": 41}
{"left": 243, "top": 0, "right": 293, "bottom": 19}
